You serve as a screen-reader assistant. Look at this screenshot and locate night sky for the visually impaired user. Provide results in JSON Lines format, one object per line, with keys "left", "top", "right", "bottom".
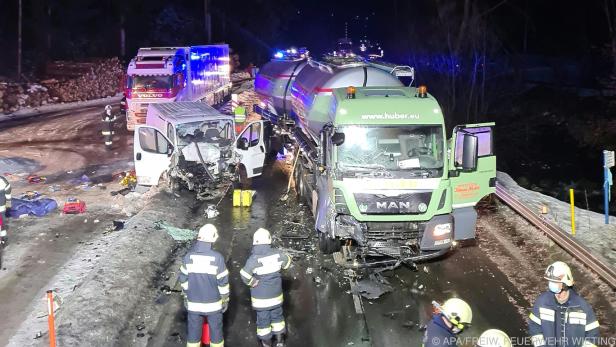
{"left": 0, "top": 0, "right": 612, "bottom": 70}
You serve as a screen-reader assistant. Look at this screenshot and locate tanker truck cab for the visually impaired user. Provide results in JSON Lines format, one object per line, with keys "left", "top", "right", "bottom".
{"left": 133, "top": 102, "right": 268, "bottom": 197}
{"left": 303, "top": 86, "right": 495, "bottom": 267}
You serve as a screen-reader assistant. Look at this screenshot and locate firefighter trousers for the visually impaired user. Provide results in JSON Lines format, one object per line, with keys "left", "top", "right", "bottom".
{"left": 256, "top": 306, "right": 286, "bottom": 341}
{"left": 187, "top": 311, "right": 223, "bottom": 347}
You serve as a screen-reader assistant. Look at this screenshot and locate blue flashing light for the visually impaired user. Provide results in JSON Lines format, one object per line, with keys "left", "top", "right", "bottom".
{"left": 274, "top": 51, "right": 284, "bottom": 59}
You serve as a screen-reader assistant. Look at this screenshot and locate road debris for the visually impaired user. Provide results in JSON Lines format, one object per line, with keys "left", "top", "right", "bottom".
{"left": 205, "top": 205, "right": 219, "bottom": 219}
{"left": 154, "top": 221, "right": 197, "bottom": 241}
{"left": 355, "top": 273, "right": 393, "bottom": 300}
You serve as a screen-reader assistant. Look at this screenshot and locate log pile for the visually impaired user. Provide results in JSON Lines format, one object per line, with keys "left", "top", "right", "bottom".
{"left": 1, "top": 58, "right": 124, "bottom": 114}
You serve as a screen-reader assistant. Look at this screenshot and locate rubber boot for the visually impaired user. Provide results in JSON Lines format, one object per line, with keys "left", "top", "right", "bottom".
{"left": 274, "top": 334, "right": 285, "bottom": 347}
{"left": 259, "top": 338, "right": 272, "bottom": 347}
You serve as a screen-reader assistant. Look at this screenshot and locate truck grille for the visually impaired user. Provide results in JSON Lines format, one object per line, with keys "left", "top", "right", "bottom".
{"left": 364, "top": 222, "right": 423, "bottom": 256}
{"left": 354, "top": 192, "right": 432, "bottom": 215}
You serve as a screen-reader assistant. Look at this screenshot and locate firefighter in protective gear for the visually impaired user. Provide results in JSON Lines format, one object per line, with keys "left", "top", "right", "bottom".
{"left": 0, "top": 175, "right": 11, "bottom": 242}
{"left": 102, "top": 105, "right": 117, "bottom": 150}
{"left": 179, "top": 224, "right": 229, "bottom": 347}
{"left": 476, "top": 329, "right": 511, "bottom": 347}
{"left": 423, "top": 298, "right": 473, "bottom": 347}
{"left": 240, "top": 228, "right": 292, "bottom": 347}
{"left": 528, "top": 261, "right": 599, "bottom": 347}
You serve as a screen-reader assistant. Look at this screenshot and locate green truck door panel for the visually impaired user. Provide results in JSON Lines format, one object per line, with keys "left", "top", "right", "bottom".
{"left": 449, "top": 123, "right": 496, "bottom": 239}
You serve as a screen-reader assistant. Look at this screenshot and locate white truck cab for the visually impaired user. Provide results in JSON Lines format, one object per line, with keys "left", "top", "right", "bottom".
{"left": 134, "top": 102, "right": 267, "bottom": 188}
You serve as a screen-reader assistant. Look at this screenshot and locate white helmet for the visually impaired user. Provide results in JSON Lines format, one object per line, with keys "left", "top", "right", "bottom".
{"left": 442, "top": 298, "right": 473, "bottom": 327}
{"left": 253, "top": 228, "right": 272, "bottom": 245}
{"left": 544, "top": 261, "right": 574, "bottom": 286}
{"left": 477, "top": 329, "right": 511, "bottom": 347}
{"left": 198, "top": 224, "right": 218, "bottom": 243}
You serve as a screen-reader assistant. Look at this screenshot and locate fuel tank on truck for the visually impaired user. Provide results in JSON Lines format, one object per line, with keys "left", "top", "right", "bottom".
{"left": 254, "top": 58, "right": 308, "bottom": 117}
{"left": 290, "top": 61, "right": 403, "bottom": 139}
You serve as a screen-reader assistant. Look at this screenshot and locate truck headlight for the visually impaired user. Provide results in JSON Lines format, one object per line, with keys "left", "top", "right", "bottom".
{"left": 433, "top": 223, "right": 451, "bottom": 237}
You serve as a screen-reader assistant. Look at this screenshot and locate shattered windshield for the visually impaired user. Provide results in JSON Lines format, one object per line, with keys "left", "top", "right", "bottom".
{"left": 176, "top": 120, "right": 234, "bottom": 147}
{"left": 337, "top": 125, "right": 444, "bottom": 177}
{"left": 130, "top": 75, "right": 173, "bottom": 90}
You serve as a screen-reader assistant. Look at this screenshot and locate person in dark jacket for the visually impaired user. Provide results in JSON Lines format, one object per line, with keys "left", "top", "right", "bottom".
{"left": 528, "top": 261, "right": 599, "bottom": 347}
{"left": 0, "top": 175, "right": 11, "bottom": 243}
{"left": 179, "top": 224, "right": 229, "bottom": 347}
{"left": 102, "top": 105, "right": 117, "bottom": 150}
{"left": 240, "top": 228, "right": 292, "bottom": 347}
{"left": 423, "top": 298, "right": 473, "bottom": 347}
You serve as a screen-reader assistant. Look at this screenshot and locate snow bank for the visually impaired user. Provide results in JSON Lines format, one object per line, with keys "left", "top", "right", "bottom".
{"left": 6, "top": 190, "right": 194, "bottom": 346}
{"left": 497, "top": 171, "right": 616, "bottom": 265}
{"left": 0, "top": 94, "right": 122, "bottom": 123}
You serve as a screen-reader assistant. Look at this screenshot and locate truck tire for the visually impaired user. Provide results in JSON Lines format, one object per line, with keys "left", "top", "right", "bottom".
{"left": 319, "top": 231, "right": 341, "bottom": 254}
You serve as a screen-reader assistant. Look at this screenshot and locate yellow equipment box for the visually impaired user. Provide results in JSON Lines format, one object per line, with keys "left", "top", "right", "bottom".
{"left": 233, "top": 189, "right": 255, "bottom": 207}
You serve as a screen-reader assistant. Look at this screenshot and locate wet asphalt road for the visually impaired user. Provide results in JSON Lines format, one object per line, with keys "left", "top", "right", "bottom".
{"left": 146, "top": 161, "right": 527, "bottom": 347}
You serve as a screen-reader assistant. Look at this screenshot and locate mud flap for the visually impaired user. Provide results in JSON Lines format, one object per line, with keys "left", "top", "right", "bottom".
{"left": 452, "top": 206, "right": 478, "bottom": 240}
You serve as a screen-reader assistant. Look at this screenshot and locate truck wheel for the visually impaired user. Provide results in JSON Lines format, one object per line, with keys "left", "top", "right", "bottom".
{"left": 319, "top": 231, "right": 341, "bottom": 254}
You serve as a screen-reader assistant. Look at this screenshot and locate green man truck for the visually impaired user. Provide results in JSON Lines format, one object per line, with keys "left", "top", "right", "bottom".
{"left": 254, "top": 52, "right": 495, "bottom": 267}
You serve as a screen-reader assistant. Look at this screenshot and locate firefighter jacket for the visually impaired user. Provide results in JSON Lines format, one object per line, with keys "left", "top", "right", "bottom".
{"left": 422, "top": 314, "right": 458, "bottom": 347}
{"left": 528, "top": 290, "right": 600, "bottom": 347}
{"left": 179, "top": 241, "right": 229, "bottom": 314}
{"left": 240, "top": 244, "right": 292, "bottom": 311}
{"left": 101, "top": 113, "right": 116, "bottom": 136}
{"left": 0, "top": 176, "right": 11, "bottom": 213}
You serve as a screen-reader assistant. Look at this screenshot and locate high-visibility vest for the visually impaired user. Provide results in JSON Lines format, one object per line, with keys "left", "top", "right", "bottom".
{"left": 234, "top": 106, "right": 247, "bottom": 123}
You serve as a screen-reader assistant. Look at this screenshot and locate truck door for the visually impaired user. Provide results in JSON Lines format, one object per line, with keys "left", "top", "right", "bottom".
{"left": 449, "top": 123, "right": 496, "bottom": 240}
{"left": 236, "top": 121, "right": 266, "bottom": 178}
{"left": 134, "top": 125, "right": 174, "bottom": 186}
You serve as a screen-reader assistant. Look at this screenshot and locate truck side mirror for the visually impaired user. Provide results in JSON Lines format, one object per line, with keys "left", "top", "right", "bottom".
{"left": 332, "top": 132, "right": 345, "bottom": 146}
{"left": 461, "top": 134, "right": 478, "bottom": 172}
{"left": 237, "top": 137, "right": 249, "bottom": 150}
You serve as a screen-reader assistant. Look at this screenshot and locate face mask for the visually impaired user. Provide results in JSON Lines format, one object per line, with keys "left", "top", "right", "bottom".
{"left": 548, "top": 281, "right": 562, "bottom": 294}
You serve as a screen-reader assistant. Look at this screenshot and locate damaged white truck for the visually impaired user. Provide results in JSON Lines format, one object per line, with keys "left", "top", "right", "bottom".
{"left": 133, "top": 102, "right": 269, "bottom": 199}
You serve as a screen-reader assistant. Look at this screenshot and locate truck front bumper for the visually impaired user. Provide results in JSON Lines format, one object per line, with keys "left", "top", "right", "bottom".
{"left": 334, "top": 213, "right": 454, "bottom": 259}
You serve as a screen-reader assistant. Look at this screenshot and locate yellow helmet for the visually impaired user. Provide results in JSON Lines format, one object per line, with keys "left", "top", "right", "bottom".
{"left": 198, "top": 224, "right": 218, "bottom": 243}
{"left": 477, "top": 329, "right": 511, "bottom": 347}
{"left": 544, "top": 261, "right": 574, "bottom": 287}
{"left": 253, "top": 228, "right": 272, "bottom": 245}
{"left": 442, "top": 298, "right": 473, "bottom": 327}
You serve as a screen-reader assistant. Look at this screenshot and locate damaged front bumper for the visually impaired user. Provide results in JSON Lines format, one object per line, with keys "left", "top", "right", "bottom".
{"left": 168, "top": 152, "right": 235, "bottom": 200}
{"left": 332, "top": 214, "right": 454, "bottom": 267}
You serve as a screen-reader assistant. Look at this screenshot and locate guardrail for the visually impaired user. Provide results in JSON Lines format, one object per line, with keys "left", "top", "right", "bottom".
{"left": 495, "top": 182, "right": 616, "bottom": 289}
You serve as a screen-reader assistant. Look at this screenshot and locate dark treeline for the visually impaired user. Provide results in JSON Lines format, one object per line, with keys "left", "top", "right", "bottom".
{"left": 2, "top": 0, "right": 616, "bottom": 124}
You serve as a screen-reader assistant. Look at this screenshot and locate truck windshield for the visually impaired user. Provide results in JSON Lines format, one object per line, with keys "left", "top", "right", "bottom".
{"left": 176, "top": 120, "right": 234, "bottom": 148}
{"left": 130, "top": 75, "right": 173, "bottom": 90}
{"left": 337, "top": 125, "right": 444, "bottom": 177}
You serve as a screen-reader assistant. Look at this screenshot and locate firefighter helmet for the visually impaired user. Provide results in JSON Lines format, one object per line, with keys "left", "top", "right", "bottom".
{"left": 253, "top": 228, "right": 272, "bottom": 245}
{"left": 477, "top": 329, "right": 511, "bottom": 347}
{"left": 544, "top": 261, "right": 574, "bottom": 286}
{"left": 198, "top": 224, "right": 218, "bottom": 243}
{"left": 442, "top": 298, "right": 473, "bottom": 327}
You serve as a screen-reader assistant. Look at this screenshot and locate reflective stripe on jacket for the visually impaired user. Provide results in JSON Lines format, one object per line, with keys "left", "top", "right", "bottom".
{"left": 179, "top": 241, "right": 229, "bottom": 314}
{"left": 528, "top": 290, "right": 599, "bottom": 347}
{"left": 0, "top": 176, "right": 11, "bottom": 212}
{"left": 240, "top": 244, "right": 291, "bottom": 310}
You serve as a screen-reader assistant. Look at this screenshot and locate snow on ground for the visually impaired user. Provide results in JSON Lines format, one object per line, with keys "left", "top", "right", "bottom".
{"left": 0, "top": 94, "right": 122, "bottom": 123}
{"left": 497, "top": 171, "right": 616, "bottom": 266}
{"left": 5, "top": 187, "right": 195, "bottom": 346}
